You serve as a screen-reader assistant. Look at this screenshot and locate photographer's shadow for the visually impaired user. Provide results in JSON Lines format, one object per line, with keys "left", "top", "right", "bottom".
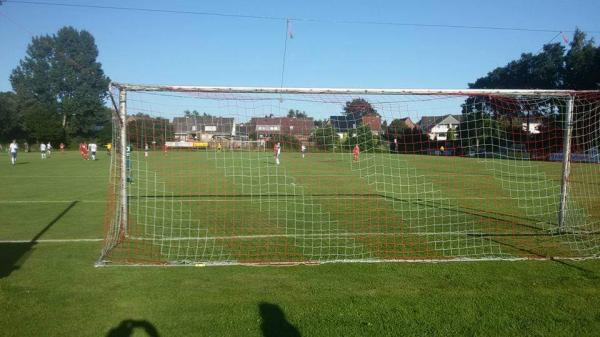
{"left": 106, "top": 320, "right": 160, "bottom": 337}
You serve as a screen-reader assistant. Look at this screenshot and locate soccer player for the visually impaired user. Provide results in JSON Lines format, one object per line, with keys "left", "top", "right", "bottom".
{"left": 59, "top": 142, "right": 65, "bottom": 153}
{"left": 126, "top": 144, "right": 133, "bottom": 183}
{"left": 82, "top": 142, "right": 89, "bottom": 160}
{"left": 217, "top": 143, "right": 222, "bottom": 152}
{"left": 40, "top": 142, "right": 47, "bottom": 159}
{"left": 274, "top": 142, "right": 281, "bottom": 165}
{"left": 301, "top": 144, "right": 306, "bottom": 158}
{"left": 9, "top": 140, "right": 18, "bottom": 165}
{"left": 353, "top": 144, "right": 360, "bottom": 161}
{"left": 46, "top": 142, "right": 52, "bottom": 157}
{"left": 106, "top": 143, "right": 112, "bottom": 156}
{"left": 89, "top": 142, "right": 98, "bottom": 160}
{"left": 144, "top": 143, "right": 149, "bottom": 158}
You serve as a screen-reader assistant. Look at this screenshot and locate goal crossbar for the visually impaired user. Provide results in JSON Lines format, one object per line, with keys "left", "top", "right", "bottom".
{"left": 110, "top": 82, "right": 600, "bottom": 97}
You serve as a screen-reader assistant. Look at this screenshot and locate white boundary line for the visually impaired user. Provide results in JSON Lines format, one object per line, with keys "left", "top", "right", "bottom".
{"left": 96, "top": 255, "right": 600, "bottom": 267}
{"left": 4, "top": 229, "right": 567, "bottom": 244}
{"left": 0, "top": 229, "right": 563, "bottom": 244}
{"left": 0, "top": 200, "right": 106, "bottom": 204}
{"left": 0, "top": 238, "right": 103, "bottom": 243}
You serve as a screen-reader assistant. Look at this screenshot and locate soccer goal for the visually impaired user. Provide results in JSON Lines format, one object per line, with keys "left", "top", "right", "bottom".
{"left": 98, "top": 83, "right": 600, "bottom": 266}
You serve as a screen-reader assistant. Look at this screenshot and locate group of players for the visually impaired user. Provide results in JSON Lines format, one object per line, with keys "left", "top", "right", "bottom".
{"left": 78, "top": 142, "right": 100, "bottom": 161}
{"left": 8, "top": 139, "right": 361, "bottom": 166}
{"left": 6, "top": 139, "right": 105, "bottom": 166}
{"left": 271, "top": 142, "right": 360, "bottom": 165}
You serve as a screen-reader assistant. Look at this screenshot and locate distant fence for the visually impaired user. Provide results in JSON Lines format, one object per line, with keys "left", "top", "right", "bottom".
{"left": 549, "top": 152, "right": 600, "bottom": 163}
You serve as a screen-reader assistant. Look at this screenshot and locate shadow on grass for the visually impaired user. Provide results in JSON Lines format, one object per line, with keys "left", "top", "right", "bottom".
{"left": 259, "top": 302, "right": 301, "bottom": 337}
{"left": 0, "top": 201, "right": 78, "bottom": 279}
{"left": 106, "top": 320, "right": 160, "bottom": 337}
{"left": 550, "top": 258, "right": 599, "bottom": 280}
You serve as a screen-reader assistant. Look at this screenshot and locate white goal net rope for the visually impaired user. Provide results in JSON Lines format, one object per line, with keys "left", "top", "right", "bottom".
{"left": 100, "top": 85, "right": 600, "bottom": 265}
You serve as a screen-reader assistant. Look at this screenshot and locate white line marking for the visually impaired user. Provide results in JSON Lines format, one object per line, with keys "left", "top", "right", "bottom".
{"left": 0, "top": 238, "right": 103, "bottom": 243}
{"left": 1, "top": 230, "right": 557, "bottom": 244}
{"left": 0, "top": 200, "right": 106, "bottom": 204}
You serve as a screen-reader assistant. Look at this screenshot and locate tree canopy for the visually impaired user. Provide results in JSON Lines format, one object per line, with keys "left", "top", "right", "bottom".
{"left": 469, "top": 29, "right": 599, "bottom": 90}
{"left": 287, "top": 109, "right": 308, "bottom": 118}
{"left": 343, "top": 98, "right": 378, "bottom": 117}
{"left": 8, "top": 26, "right": 110, "bottom": 143}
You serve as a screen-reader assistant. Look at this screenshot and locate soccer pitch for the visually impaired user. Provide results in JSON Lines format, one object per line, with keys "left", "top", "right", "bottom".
{"left": 2, "top": 151, "right": 600, "bottom": 336}
{"left": 104, "top": 149, "right": 600, "bottom": 264}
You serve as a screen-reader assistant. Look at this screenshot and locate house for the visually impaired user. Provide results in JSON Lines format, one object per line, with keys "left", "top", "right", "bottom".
{"left": 249, "top": 117, "right": 315, "bottom": 141}
{"left": 330, "top": 114, "right": 361, "bottom": 139}
{"left": 361, "top": 114, "right": 382, "bottom": 135}
{"left": 418, "top": 114, "right": 462, "bottom": 141}
{"left": 395, "top": 117, "right": 416, "bottom": 130}
{"left": 172, "top": 116, "right": 234, "bottom": 141}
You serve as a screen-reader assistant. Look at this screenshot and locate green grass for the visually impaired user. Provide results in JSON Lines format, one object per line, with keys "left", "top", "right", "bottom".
{"left": 1, "top": 151, "right": 600, "bottom": 336}
{"left": 108, "top": 150, "right": 599, "bottom": 263}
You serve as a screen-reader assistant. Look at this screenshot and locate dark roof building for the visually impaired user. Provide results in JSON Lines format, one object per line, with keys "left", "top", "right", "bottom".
{"left": 330, "top": 114, "right": 362, "bottom": 133}
{"left": 173, "top": 116, "right": 234, "bottom": 140}
{"left": 249, "top": 117, "right": 315, "bottom": 139}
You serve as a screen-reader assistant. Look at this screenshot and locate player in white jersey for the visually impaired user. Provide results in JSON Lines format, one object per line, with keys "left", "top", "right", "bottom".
{"left": 40, "top": 143, "right": 47, "bottom": 159}
{"left": 144, "top": 143, "right": 149, "bottom": 158}
{"left": 301, "top": 144, "right": 306, "bottom": 158}
{"left": 89, "top": 142, "right": 98, "bottom": 160}
{"left": 46, "top": 142, "right": 52, "bottom": 157}
{"left": 9, "top": 140, "right": 18, "bottom": 165}
{"left": 273, "top": 142, "right": 281, "bottom": 165}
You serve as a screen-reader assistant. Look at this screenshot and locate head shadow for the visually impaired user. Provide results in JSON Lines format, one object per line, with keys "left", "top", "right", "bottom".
{"left": 259, "top": 302, "right": 301, "bottom": 337}
{"left": 106, "top": 320, "right": 160, "bottom": 337}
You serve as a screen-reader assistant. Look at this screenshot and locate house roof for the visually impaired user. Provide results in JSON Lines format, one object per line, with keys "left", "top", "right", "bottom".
{"left": 330, "top": 114, "right": 362, "bottom": 132}
{"left": 417, "top": 114, "right": 462, "bottom": 131}
{"left": 173, "top": 116, "right": 234, "bottom": 134}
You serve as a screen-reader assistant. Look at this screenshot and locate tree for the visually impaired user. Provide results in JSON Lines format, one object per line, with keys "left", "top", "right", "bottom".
{"left": 10, "top": 26, "right": 110, "bottom": 142}
{"left": 287, "top": 109, "right": 308, "bottom": 118}
{"left": 21, "top": 100, "right": 65, "bottom": 144}
{"left": 467, "top": 29, "right": 600, "bottom": 155}
{"left": 386, "top": 118, "right": 411, "bottom": 139}
{"left": 343, "top": 98, "right": 378, "bottom": 117}
{"left": 0, "top": 92, "right": 25, "bottom": 142}
{"left": 310, "top": 126, "right": 338, "bottom": 151}
{"left": 564, "top": 29, "right": 600, "bottom": 90}
{"left": 343, "top": 124, "right": 380, "bottom": 153}
{"left": 266, "top": 134, "right": 301, "bottom": 151}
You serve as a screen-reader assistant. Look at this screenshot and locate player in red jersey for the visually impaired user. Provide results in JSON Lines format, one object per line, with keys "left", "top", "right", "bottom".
{"left": 353, "top": 144, "right": 360, "bottom": 161}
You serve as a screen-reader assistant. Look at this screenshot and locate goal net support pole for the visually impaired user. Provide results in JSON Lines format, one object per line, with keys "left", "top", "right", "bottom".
{"left": 558, "top": 95, "right": 574, "bottom": 232}
{"left": 119, "top": 87, "right": 128, "bottom": 238}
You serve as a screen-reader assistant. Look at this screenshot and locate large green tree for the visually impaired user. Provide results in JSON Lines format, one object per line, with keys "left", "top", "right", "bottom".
{"left": 10, "top": 26, "right": 110, "bottom": 143}
{"left": 343, "top": 124, "right": 380, "bottom": 153}
{"left": 310, "top": 125, "right": 338, "bottom": 151}
{"left": 343, "top": 98, "right": 378, "bottom": 117}
{"left": 0, "top": 92, "right": 25, "bottom": 142}
{"left": 463, "top": 29, "right": 600, "bottom": 154}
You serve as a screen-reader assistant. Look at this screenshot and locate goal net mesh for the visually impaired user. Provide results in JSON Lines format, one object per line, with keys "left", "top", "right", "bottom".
{"left": 100, "top": 86, "right": 600, "bottom": 265}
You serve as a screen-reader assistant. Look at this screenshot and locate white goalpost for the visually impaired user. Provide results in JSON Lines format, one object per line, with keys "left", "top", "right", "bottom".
{"left": 99, "top": 83, "right": 600, "bottom": 266}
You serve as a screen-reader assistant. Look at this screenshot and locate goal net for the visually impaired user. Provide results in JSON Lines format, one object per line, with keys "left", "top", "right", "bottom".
{"left": 99, "top": 84, "right": 600, "bottom": 265}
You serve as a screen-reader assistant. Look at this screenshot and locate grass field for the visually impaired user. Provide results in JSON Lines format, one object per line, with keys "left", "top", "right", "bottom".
{"left": 105, "top": 149, "right": 600, "bottom": 264}
{"left": 2, "top": 151, "right": 600, "bottom": 336}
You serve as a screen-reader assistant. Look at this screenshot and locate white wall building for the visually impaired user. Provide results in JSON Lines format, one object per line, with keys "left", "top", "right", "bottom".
{"left": 418, "top": 115, "right": 462, "bottom": 141}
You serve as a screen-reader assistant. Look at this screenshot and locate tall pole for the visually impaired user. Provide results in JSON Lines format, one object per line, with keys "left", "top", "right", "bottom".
{"left": 558, "top": 95, "right": 574, "bottom": 232}
{"left": 119, "top": 88, "right": 128, "bottom": 237}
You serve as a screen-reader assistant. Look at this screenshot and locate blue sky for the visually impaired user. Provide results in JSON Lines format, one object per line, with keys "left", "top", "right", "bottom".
{"left": 1, "top": 0, "right": 599, "bottom": 120}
